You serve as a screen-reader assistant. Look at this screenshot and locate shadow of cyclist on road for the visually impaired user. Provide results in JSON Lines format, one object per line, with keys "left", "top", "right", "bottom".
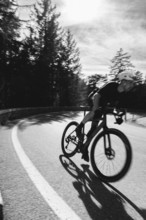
{"left": 59, "top": 155, "right": 145, "bottom": 220}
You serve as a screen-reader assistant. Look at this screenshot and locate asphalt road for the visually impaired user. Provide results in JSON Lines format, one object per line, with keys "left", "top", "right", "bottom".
{"left": 0, "top": 111, "right": 146, "bottom": 220}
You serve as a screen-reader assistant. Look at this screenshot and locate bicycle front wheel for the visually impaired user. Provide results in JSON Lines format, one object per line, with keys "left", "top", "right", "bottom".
{"left": 61, "top": 121, "right": 79, "bottom": 157}
{"left": 91, "top": 128, "right": 132, "bottom": 182}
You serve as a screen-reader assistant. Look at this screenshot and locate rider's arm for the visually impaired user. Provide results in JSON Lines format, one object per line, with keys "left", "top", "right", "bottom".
{"left": 81, "top": 93, "right": 101, "bottom": 124}
{"left": 92, "top": 93, "right": 101, "bottom": 112}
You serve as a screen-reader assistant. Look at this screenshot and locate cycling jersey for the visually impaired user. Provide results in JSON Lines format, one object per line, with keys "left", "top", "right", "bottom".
{"left": 98, "top": 82, "right": 120, "bottom": 107}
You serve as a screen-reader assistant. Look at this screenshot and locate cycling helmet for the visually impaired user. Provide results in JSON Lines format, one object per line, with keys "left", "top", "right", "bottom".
{"left": 118, "top": 70, "right": 135, "bottom": 81}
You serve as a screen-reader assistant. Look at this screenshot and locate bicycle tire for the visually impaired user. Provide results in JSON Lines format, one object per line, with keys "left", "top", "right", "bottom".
{"left": 90, "top": 128, "right": 132, "bottom": 182}
{"left": 61, "top": 121, "right": 79, "bottom": 157}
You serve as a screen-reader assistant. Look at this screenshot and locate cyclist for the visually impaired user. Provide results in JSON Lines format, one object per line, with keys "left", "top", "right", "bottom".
{"left": 76, "top": 69, "right": 136, "bottom": 162}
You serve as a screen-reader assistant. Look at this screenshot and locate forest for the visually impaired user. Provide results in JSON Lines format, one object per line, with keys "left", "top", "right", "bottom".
{"left": 0, "top": 0, "right": 88, "bottom": 108}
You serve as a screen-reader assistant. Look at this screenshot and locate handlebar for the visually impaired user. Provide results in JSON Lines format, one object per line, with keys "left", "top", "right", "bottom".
{"left": 101, "top": 107, "right": 126, "bottom": 125}
{"left": 84, "top": 106, "right": 126, "bottom": 125}
{"left": 101, "top": 107, "right": 126, "bottom": 116}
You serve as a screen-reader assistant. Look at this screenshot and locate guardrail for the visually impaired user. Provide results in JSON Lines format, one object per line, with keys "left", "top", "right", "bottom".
{"left": 0, "top": 106, "right": 90, "bottom": 122}
{"left": 0, "top": 106, "right": 145, "bottom": 123}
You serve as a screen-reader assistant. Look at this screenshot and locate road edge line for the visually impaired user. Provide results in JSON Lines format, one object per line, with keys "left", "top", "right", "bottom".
{"left": 11, "top": 124, "right": 81, "bottom": 220}
{"left": 0, "top": 191, "right": 3, "bottom": 220}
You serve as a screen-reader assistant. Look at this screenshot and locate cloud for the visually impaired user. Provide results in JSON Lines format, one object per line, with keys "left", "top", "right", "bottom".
{"left": 111, "top": 0, "right": 146, "bottom": 20}
{"left": 18, "top": 0, "right": 146, "bottom": 76}
{"left": 54, "top": 0, "right": 146, "bottom": 76}
{"left": 53, "top": 0, "right": 65, "bottom": 8}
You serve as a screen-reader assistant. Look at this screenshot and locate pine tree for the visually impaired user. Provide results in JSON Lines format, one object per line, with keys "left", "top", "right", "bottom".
{"left": 28, "top": 2, "right": 82, "bottom": 106}
{"left": 134, "top": 70, "right": 144, "bottom": 84}
{"left": 109, "top": 48, "right": 144, "bottom": 84}
{"left": 0, "top": 0, "right": 20, "bottom": 43}
{"left": 0, "top": 0, "right": 20, "bottom": 108}
{"left": 27, "top": 0, "right": 62, "bottom": 106}
{"left": 109, "top": 48, "right": 134, "bottom": 80}
{"left": 57, "top": 29, "right": 82, "bottom": 106}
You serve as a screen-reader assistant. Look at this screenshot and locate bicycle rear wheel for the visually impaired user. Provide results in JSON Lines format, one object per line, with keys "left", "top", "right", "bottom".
{"left": 90, "top": 128, "right": 132, "bottom": 182}
{"left": 61, "top": 121, "right": 79, "bottom": 157}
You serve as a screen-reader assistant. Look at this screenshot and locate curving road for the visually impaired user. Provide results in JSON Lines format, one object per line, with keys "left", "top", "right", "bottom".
{"left": 0, "top": 111, "right": 146, "bottom": 220}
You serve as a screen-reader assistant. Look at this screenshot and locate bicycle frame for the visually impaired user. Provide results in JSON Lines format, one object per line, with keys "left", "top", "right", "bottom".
{"left": 83, "top": 111, "right": 110, "bottom": 151}
{"left": 82, "top": 107, "right": 126, "bottom": 152}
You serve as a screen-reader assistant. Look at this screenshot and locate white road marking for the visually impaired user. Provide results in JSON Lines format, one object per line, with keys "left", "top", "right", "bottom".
{"left": 12, "top": 125, "right": 81, "bottom": 220}
{"left": 0, "top": 191, "right": 3, "bottom": 206}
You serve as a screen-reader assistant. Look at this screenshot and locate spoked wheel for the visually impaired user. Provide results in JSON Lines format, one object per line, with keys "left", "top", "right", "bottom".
{"left": 91, "top": 128, "right": 132, "bottom": 182}
{"left": 61, "top": 121, "right": 79, "bottom": 157}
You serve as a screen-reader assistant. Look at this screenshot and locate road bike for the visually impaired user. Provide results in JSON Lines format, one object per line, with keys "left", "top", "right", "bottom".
{"left": 61, "top": 107, "right": 132, "bottom": 182}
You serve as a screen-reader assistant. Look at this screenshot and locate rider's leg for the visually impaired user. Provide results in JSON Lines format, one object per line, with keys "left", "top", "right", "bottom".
{"left": 86, "top": 121, "right": 98, "bottom": 138}
{"left": 75, "top": 111, "right": 94, "bottom": 134}
{"left": 76, "top": 94, "right": 101, "bottom": 162}
{"left": 86, "top": 109, "right": 102, "bottom": 138}
{"left": 76, "top": 93, "right": 101, "bottom": 136}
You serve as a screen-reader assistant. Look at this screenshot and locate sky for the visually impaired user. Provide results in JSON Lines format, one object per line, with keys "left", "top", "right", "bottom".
{"left": 18, "top": 0, "right": 146, "bottom": 77}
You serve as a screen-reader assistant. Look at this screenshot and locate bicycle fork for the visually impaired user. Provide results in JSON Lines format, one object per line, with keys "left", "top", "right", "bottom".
{"left": 103, "top": 130, "right": 115, "bottom": 160}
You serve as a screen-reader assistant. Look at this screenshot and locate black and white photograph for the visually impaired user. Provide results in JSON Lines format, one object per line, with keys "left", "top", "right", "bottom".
{"left": 0, "top": 0, "right": 146, "bottom": 219}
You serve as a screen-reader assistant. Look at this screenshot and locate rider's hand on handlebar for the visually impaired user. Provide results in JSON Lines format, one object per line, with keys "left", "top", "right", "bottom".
{"left": 113, "top": 108, "right": 126, "bottom": 117}
{"left": 113, "top": 108, "right": 126, "bottom": 125}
